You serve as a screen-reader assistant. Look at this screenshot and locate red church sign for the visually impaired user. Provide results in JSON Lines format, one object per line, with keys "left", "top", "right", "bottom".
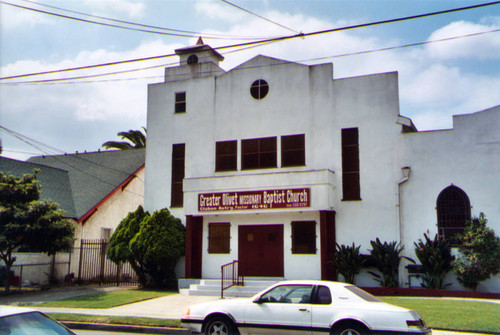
{"left": 199, "top": 188, "right": 310, "bottom": 212}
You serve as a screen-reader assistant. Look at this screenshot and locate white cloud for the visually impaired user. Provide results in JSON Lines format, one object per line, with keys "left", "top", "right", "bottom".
{"left": 195, "top": 0, "right": 246, "bottom": 22}
{"left": 426, "top": 19, "right": 500, "bottom": 60}
{"left": 83, "top": 0, "right": 145, "bottom": 18}
{"left": 0, "top": 3, "right": 53, "bottom": 29}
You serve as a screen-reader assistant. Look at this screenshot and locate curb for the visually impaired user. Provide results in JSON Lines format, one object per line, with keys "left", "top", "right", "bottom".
{"left": 64, "top": 322, "right": 190, "bottom": 334}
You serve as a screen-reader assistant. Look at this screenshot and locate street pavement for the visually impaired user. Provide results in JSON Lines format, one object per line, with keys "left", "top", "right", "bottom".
{"left": 0, "top": 286, "right": 495, "bottom": 335}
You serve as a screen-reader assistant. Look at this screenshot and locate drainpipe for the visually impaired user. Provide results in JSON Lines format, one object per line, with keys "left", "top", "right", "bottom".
{"left": 397, "top": 166, "right": 411, "bottom": 286}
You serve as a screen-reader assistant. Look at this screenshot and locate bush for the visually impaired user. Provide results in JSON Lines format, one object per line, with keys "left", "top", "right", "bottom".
{"left": 414, "top": 233, "right": 455, "bottom": 289}
{"left": 454, "top": 213, "right": 500, "bottom": 291}
{"left": 367, "top": 238, "right": 411, "bottom": 288}
{"left": 335, "top": 243, "right": 365, "bottom": 284}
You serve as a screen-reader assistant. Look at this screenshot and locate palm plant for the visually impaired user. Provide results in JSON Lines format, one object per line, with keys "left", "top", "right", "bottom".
{"left": 102, "top": 128, "right": 146, "bottom": 150}
{"left": 335, "top": 242, "right": 366, "bottom": 284}
{"left": 414, "top": 233, "right": 455, "bottom": 289}
{"left": 367, "top": 238, "right": 411, "bottom": 288}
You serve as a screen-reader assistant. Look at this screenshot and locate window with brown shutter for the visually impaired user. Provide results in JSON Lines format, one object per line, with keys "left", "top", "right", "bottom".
{"left": 291, "top": 221, "right": 317, "bottom": 254}
{"left": 242, "top": 137, "right": 277, "bottom": 170}
{"left": 171, "top": 143, "right": 185, "bottom": 207}
{"left": 341, "top": 128, "right": 361, "bottom": 201}
{"left": 208, "top": 222, "right": 230, "bottom": 253}
{"left": 437, "top": 185, "right": 471, "bottom": 244}
{"left": 282, "top": 134, "right": 305, "bottom": 167}
{"left": 216, "top": 140, "right": 237, "bottom": 171}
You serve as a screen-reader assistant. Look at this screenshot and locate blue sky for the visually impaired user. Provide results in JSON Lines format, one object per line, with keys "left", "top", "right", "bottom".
{"left": 1, "top": 0, "right": 499, "bottom": 160}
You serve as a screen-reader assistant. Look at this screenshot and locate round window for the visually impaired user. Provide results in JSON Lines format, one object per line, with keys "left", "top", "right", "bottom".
{"left": 250, "top": 79, "right": 269, "bottom": 99}
{"left": 187, "top": 54, "right": 199, "bottom": 65}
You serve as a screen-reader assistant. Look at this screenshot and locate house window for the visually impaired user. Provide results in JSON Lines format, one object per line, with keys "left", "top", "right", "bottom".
{"left": 291, "top": 221, "right": 316, "bottom": 254}
{"left": 208, "top": 223, "right": 230, "bottom": 253}
{"left": 437, "top": 185, "right": 471, "bottom": 243}
{"left": 242, "top": 137, "right": 277, "bottom": 170}
{"left": 282, "top": 134, "right": 305, "bottom": 167}
{"left": 250, "top": 79, "right": 269, "bottom": 99}
{"left": 175, "top": 92, "right": 186, "bottom": 113}
{"left": 171, "top": 143, "right": 185, "bottom": 207}
{"left": 216, "top": 140, "right": 237, "bottom": 172}
{"left": 341, "top": 128, "right": 361, "bottom": 201}
{"left": 101, "top": 228, "right": 111, "bottom": 240}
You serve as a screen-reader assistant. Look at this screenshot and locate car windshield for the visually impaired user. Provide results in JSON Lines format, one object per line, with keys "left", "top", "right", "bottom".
{"left": 0, "top": 311, "right": 75, "bottom": 335}
{"left": 345, "top": 286, "right": 382, "bottom": 302}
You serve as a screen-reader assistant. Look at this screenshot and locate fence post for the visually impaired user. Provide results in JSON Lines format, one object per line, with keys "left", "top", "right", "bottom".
{"left": 78, "top": 239, "right": 84, "bottom": 282}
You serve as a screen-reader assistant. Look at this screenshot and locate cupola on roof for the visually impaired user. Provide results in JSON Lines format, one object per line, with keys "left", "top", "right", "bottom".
{"left": 175, "top": 37, "right": 225, "bottom": 66}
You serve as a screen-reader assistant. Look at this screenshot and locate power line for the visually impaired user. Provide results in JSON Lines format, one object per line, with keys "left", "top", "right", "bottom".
{"left": 219, "top": 0, "right": 300, "bottom": 34}
{"left": 2, "top": 1, "right": 499, "bottom": 81}
{"left": 14, "top": 0, "right": 271, "bottom": 41}
{"left": 3, "top": 28, "right": 498, "bottom": 86}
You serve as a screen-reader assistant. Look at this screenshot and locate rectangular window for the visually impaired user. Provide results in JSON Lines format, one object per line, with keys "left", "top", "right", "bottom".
{"left": 216, "top": 140, "right": 237, "bottom": 172}
{"left": 171, "top": 143, "right": 185, "bottom": 207}
{"left": 242, "top": 137, "right": 277, "bottom": 170}
{"left": 208, "top": 222, "right": 230, "bottom": 253}
{"left": 341, "top": 128, "right": 361, "bottom": 201}
{"left": 282, "top": 134, "right": 305, "bottom": 167}
{"left": 291, "top": 221, "right": 316, "bottom": 254}
{"left": 175, "top": 92, "right": 186, "bottom": 113}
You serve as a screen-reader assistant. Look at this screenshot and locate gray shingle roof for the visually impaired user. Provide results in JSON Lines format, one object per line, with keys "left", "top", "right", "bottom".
{"left": 0, "top": 156, "right": 77, "bottom": 218}
{"left": 27, "top": 149, "right": 145, "bottom": 220}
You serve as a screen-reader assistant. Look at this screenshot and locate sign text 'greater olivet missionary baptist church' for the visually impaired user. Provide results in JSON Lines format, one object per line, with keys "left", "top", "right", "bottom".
{"left": 199, "top": 188, "right": 310, "bottom": 212}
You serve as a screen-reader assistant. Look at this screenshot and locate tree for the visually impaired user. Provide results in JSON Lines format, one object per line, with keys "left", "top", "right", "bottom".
{"left": 454, "top": 213, "right": 500, "bottom": 291}
{"left": 0, "top": 171, "right": 75, "bottom": 293}
{"left": 107, "top": 205, "right": 150, "bottom": 286}
{"left": 102, "top": 128, "right": 146, "bottom": 150}
{"left": 414, "top": 233, "right": 455, "bottom": 289}
{"left": 107, "top": 206, "right": 185, "bottom": 289}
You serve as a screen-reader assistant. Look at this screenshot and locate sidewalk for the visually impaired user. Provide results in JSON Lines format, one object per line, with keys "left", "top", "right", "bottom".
{"left": 0, "top": 286, "right": 493, "bottom": 335}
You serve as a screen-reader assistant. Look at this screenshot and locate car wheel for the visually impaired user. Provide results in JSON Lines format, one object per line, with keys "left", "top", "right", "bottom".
{"left": 205, "top": 316, "right": 239, "bottom": 335}
{"left": 332, "top": 322, "right": 370, "bottom": 335}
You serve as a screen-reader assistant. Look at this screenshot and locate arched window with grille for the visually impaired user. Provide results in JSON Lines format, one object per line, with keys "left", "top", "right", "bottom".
{"left": 436, "top": 185, "right": 471, "bottom": 243}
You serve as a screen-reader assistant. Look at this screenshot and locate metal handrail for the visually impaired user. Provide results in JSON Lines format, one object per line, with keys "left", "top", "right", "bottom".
{"left": 221, "top": 260, "right": 244, "bottom": 298}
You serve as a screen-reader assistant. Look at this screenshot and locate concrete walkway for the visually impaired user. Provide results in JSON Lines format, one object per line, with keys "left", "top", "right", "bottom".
{"left": 0, "top": 286, "right": 496, "bottom": 335}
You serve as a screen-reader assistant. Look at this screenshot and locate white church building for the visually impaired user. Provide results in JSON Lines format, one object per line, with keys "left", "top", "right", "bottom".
{"left": 145, "top": 40, "right": 500, "bottom": 292}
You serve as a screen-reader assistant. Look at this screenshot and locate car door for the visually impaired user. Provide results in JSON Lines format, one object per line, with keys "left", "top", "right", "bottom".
{"left": 243, "top": 284, "right": 313, "bottom": 335}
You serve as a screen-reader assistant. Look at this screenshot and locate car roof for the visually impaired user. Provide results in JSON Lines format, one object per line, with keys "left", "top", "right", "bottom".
{"left": 0, "top": 306, "right": 39, "bottom": 318}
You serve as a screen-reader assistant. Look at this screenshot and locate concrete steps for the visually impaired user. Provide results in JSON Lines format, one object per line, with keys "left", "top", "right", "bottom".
{"left": 179, "top": 278, "right": 282, "bottom": 298}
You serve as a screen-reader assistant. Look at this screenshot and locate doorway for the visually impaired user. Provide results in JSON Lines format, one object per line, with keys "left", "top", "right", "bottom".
{"left": 238, "top": 225, "right": 284, "bottom": 277}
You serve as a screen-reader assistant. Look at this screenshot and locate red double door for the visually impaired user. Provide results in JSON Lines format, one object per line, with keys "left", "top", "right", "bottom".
{"left": 238, "top": 224, "right": 284, "bottom": 277}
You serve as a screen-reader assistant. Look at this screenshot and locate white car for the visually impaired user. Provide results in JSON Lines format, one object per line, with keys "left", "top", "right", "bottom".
{"left": 0, "top": 306, "right": 76, "bottom": 335}
{"left": 182, "top": 280, "right": 431, "bottom": 335}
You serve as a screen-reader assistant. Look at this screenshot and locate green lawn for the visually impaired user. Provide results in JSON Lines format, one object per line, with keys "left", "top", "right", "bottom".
{"left": 49, "top": 313, "right": 181, "bottom": 328}
{"left": 39, "top": 289, "right": 174, "bottom": 308}
{"left": 382, "top": 297, "right": 500, "bottom": 333}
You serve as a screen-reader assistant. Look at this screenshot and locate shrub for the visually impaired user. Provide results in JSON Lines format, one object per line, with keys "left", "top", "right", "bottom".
{"left": 414, "top": 233, "right": 455, "bottom": 289}
{"left": 335, "top": 243, "right": 365, "bottom": 284}
{"left": 368, "top": 238, "right": 411, "bottom": 288}
{"left": 454, "top": 213, "right": 500, "bottom": 291}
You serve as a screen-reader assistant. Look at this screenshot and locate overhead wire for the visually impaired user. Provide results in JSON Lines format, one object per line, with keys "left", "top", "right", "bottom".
{"left": 14, "top": 0, "right": 272, "bottom": 40}
{"left": 1, "top": 0, "right": 499, "bottom": 82}
{"left": 2, "top": 28, "right": 499, "bottom": 86}
{"left": 219, "top": 0, "right": 300, "bottom": 34}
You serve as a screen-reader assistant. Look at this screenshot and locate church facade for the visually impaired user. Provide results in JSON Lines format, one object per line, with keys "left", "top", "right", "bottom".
{"left": 145, "top": 41, "right": 500, "bottom": 292}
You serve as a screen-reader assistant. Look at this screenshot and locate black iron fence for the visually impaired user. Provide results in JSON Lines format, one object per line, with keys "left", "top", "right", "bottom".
{"left": 78, "top": 239, "right": 139, "bottom": 286}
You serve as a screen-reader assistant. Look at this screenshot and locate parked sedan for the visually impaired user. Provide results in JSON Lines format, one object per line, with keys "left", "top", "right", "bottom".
{"left": 182, "top": 280, "right": 431, "bottom": 335}
{"left": 0, "top": 306, "right": 76, "bottom": 335}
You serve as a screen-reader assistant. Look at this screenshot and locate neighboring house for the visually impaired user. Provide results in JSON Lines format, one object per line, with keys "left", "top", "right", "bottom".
{"left": 145, "top": 40, "right": 499, "bottom": 292}
{"left": 0, "top": 149, "right": 145, "bottom": 282}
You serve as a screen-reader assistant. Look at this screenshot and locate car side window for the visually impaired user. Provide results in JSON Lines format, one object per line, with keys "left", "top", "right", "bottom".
{"left": 259, "top": 285, "right": 313, "bottom": 304}
{"left": 315, "top": 286, "right": 332, "bottom": 305}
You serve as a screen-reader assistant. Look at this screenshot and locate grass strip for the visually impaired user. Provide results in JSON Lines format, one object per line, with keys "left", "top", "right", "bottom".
{"left": 48, "top": 313, "right": 182, "bottom": 328}
{"left": 39, "top": 289, "right": 174, "bottom": 308}
{"left": 382, "top": 297, "right": 500, "bottom": 333}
